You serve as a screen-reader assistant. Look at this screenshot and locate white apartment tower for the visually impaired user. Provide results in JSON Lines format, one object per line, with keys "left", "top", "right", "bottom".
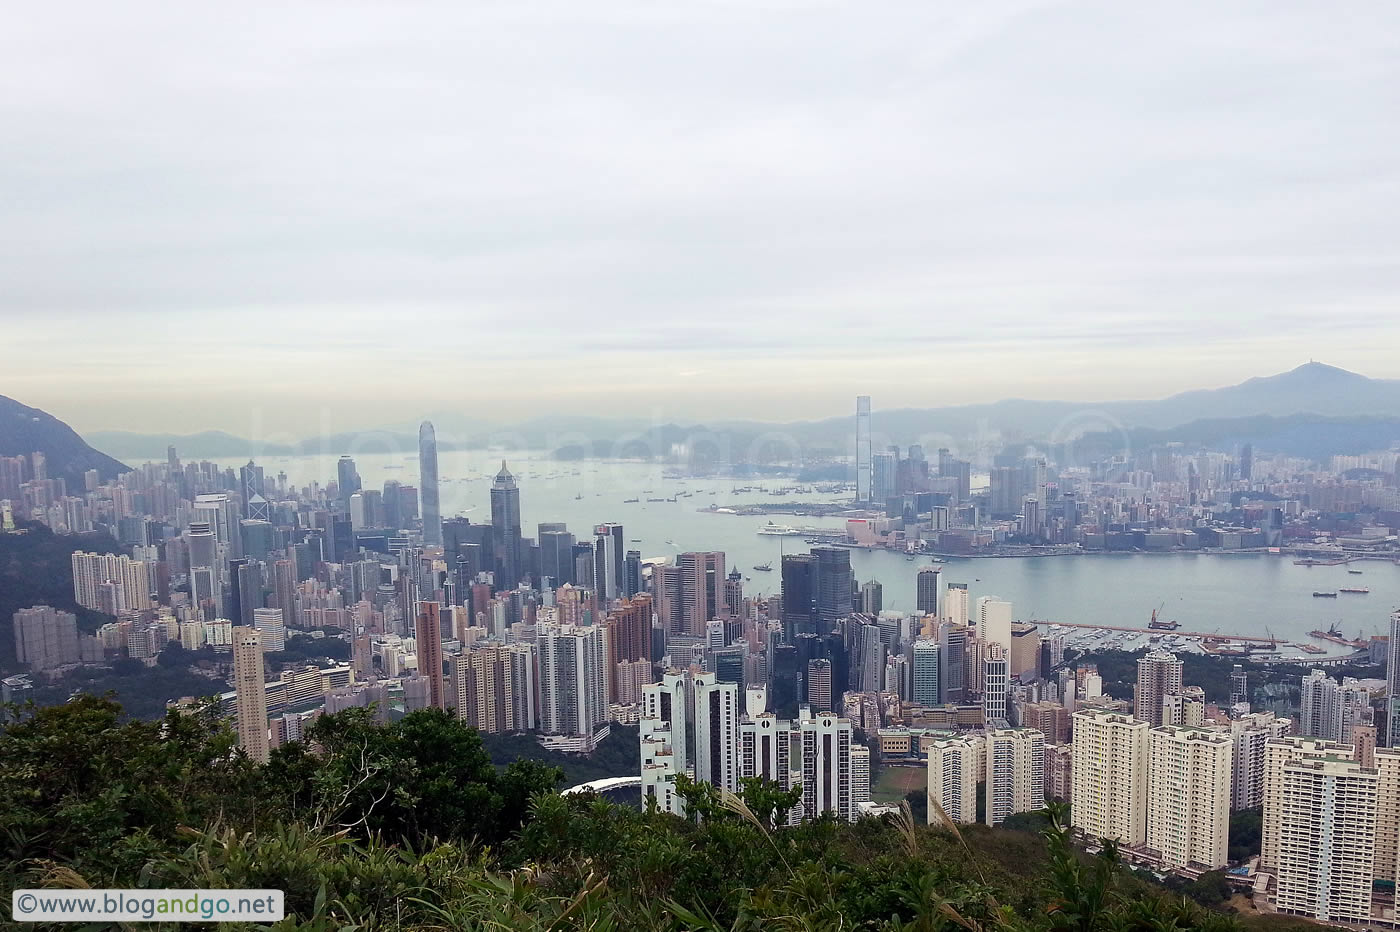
{"left": 694, "top": 671, "right": 740, "bottom": 793}
{"left": 799, "top": 712, "right": 852, "bottom": 822}
{"left": 1260, "top": 736, "right": 1354, "bottom": 873}
{"left": 984, "top": 727, "right": 1045, "bottom": 826}
{"left": 1274, "top": 757, "right": 1378, "bottom": 925}
{"left": 1071, "top": 708, "right": 1148, "bottom": 846}
{"left": 1147, "top": 725, "right": 1233, "bottom": 869}
{"left": 927, "top": 734, "right": 983, "bottom": 826}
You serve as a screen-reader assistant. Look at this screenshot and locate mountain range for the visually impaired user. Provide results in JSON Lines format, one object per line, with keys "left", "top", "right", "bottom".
{"left": 5, "top": 363, "right": 1400, "bottom": 478}
{"left": 0, "top": 394, "right": 128, "bottom": 488}
{"left": 76, "top": 362, "right": 1400, "bottom": 462}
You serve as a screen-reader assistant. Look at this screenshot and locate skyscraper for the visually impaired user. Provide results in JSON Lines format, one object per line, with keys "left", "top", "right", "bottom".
{"left": 1260, "top": 736, "right": 1354, "bottom": 873}
{"left": 1230, "top": 711, "right": 1292, "bottom": 810}
{"left": 1071, "top": 708, "right": 1148, "bottom": 846}
{"left": 1147, "top": 725, "right": 1232, "bottom": 869}
{"left": 912, "top": 637, "right": 940, "bottom": 706}
{"left": 538, "top": 524, "right": 575, "bottom": 587}
{"left": 983, "top": 642, "right": 1009, "bottom": 724}
{"left": 678, "top": 551, "right": 726, "bottom": 636}
{"left": 1298, "top": 669, "right": 1370, "bottom": 743}
{"left": 1273, "top": 758, "right": 1377, "bottom": 924}
{"left": 233, "top": 626, "right": 269, "bottom": 763}
{"left": 944, "top": 582, "right": 969, "bottom": 627}
{"left": 415, "top": 602, "right": 446, "bottom": 710}
{"left": 915, "top": 566, "right": 941, "bottom": 616}
{"left": 592, "top": 522, "right": 625, "bottom": 601}
{"left": 537, "top": 623, "right": 608, "bottom": 739}
{"left": 694, "top": 672, "right": 740, "bottom": 793}
{"left": 1387, "top": 611, "right": 1400, "bottom": 747}
{"left": 811, "top": 547, "right": 852, "bottom": 636}
{"left": 490, "top": 462, "right": 523, "bottom": 587}
{"left": 780, "top": 554, "right": 815, "bottom": 639}
{"left": 872, "top": 451, "right": 897, "bottom": 504}
{"left": 337, "top": 455, "right": 360, "bottom": 507}
{"left": 855, "top": 395, "right": 871, "bottom": 503}
{"left": 1134, "top": 651, "right": 1184, "bottom": 727}
{"left": 799, "top": 712, "right": 853, "bottom": 822}
{"left": 419, "top": 421, "right": 441, "bottom": 548}
{"left": 975, "top": 596, "right": 1013, "bottom": 652}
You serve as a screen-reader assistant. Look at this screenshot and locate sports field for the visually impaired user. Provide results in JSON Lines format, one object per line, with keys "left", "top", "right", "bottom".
{"left": 873, "top": 765, "right": 926, "bottom": 803}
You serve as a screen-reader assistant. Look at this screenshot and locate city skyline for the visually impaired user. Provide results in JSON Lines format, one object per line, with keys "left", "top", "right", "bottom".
{"left": 5, "top": 4, "right": 1400, "bottom": 433}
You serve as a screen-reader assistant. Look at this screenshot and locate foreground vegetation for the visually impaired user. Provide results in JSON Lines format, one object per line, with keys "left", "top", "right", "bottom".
{"left": 0, "top": 695, "right": 1290, "bottom": 930}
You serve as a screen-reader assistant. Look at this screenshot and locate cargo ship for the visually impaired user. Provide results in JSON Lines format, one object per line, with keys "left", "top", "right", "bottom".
{"left": 1312, "top": 591, "right": 1338, "bottom": 598}
{"left": 1340, "top": 587, "right": 1370, "bottom": 594}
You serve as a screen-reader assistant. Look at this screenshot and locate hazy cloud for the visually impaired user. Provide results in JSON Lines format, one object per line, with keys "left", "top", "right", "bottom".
{"left": 3, "top": 1, "right": 1398, "bottom": 433}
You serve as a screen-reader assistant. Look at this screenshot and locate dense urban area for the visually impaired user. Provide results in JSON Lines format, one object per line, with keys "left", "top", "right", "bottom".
{"left": 3, "top": 393, "right": 1400, "bottom": 929}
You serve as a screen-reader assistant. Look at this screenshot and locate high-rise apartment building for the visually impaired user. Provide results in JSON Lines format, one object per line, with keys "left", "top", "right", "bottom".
{"left": 12, "top": 605, "right": 81, "bottom": 671}
{"left": 1273, "top": 757, "right": 1377, "bottom": 924}
{"left": 232, "top": 626, "right": 269, "bottom": 763}
{"left": 1386, "top": 611, "right": 1400, "bottom": 748}
{"left": 927, "top": 734, "right": 982, "bottom": 826}
{"left": 944, "top": 582, "right": 970, "bottom": 627}
{"left": 419, "top": 421, "right": 441, "bottom": 548}
{"left": 1134, "top": 651, "right": 1184, "bottom": 727}
{"left": 1260, "top": 736, "right": 1354, "bottom": 873}
{"left": 538, "top": 623, "right": 608, "bottom": 738}
{"left": 678, "top": 551, "right": 726, "bottom": 637}
{"left": 694, "top": 671, "right": 740, "bottom": 793}
{"left": 1147, "top": 726, "right": 1232, "bottom": 869}
{"left": 252, "top": 607, "right": 286, "bottom": 653}
{"left": 414, "top": 602, "right": 446, "bottom": 710}
{"left": 850, "top": 746, "right": 871, "bottom": 813}
{"left": 799, "top": 712, "right": 852, "bottom": 822}
{"left": 1298, "top": 669, "right": 1370, "bottom": 743}
{"left": 912, "top": 637, "right": 940, "bottom": 706}
{"left": 985, "top": 727, "right": 1045, "bottom": 826}
{"left": 1230, "top": 712, "right": 1292, "bottom": 810}
{"left": 1071, "top": 709, "right": 1148, "bottom": 846}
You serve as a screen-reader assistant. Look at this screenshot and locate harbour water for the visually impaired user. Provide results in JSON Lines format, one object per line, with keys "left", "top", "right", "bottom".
{"left": 212, "top": 451, "right": 1400, "bottom": 654}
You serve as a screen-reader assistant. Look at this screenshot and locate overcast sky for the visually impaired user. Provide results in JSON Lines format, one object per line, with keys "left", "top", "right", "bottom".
{"left": 4, "top": 1, "right": 1399, "bottom": 437}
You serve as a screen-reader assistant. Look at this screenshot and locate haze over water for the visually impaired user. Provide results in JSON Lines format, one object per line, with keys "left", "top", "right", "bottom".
{"left": 218, "top": 451, "right": 1400, "bottom": 652}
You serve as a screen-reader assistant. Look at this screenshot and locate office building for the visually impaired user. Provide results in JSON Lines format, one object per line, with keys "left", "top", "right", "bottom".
{"left": 419, "top": 421, "right": 441, "bottom": 547}
{"left": 1071, "top": 709, "right": 1148, "bottom": 846}
{"left": 592, "top": 522, "right": 625, "bottom": 601}
{"left": 780, "top": 554, "right": 815, "bottom": 638}
{"left": 928, "top": 734, "right": 982, "bottom": 826}
{"left": 944, "top": 582, "right": 969, "bottom": 627}
{"left": 252, "top": 607, "right": 286, "bottom": 653}
{"left": 855, "top": 396, "right": 871, "bottom": 503}
{"left": 806, "top": 658, "right": 833, "bottom": 711}
{"left": 859, "top": 580, "right": 882, "bottom": 615}
{"left": 985, "top": 727, "right": 1045, "bottom": 826}
{"left": 1147, "top": 726, "right": 1232, "bottom": 869}
{"left": 975, "top": 596, "right": 1012, "bottom": 651}
{"left": 914, "top": 565, "right": 941, "bottom": 617}
{"left": 812, "top": 547, "right": 852, "bottom": 636}
{"left": 1134, "top": 651, "right": 1183, "bottom": 727}
{"left": 872, "top": 451, "right": 897, "bottom": 504}
{"left": 337, "top": 456, "right": 360, "bottom": 506}
{"left": 1009, "top": 622, "right": 1040, "bottom": 680}
{"left": 912, "top": 637, "right": 940, "bottom": 706}
{"left": 232, "top": 626, "right": 269, "bottom": 763}
{"left": 485, "top": 462, "right": 522, "bottom": 587}
{"left": 983, "top": 642, "right": 1009, "bottom": 723}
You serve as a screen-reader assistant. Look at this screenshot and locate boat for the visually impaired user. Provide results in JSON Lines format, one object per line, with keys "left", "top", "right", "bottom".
{"left": 1340, "top": 587, "right": 1370, "bottom": 594}
{"left": 753, "top": 563, "right": 773, "bottom": 572}
{"left": 757, "top": 521, "right": 801, "bottom": 536}
{"left": 630, "top": 538, "right": 641, "bottom": 542}
{"left": 574, "top": 493, "right": 583, "bottom": 500}
{"left": 1300, "top": 644, "right": 1327, "bottom": 654}
{"left": 1312, "top": 591, "right": 1338, "bottom": 598}
{"left": 647, "top": 497, "right": 667, "bottom": 503}
{"left": 623, "top": 498, "right": 639, "bottom": 503}
{"left": 1309, "top": 624, "right": 1367, "bottom": 648}
{"left": 1348, "top": 569, "right": 1364, "bottom": 575}
{"left": 1148, "top": 607, "right": 1179, "bottom": 630}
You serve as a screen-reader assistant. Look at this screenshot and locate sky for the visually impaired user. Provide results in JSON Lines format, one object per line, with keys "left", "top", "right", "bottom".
{"left": 3, "top": 1, "right": 1399, "bottom": 438}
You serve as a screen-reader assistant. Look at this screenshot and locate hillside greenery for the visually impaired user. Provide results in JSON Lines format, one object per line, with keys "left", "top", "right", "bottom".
{"left": 0, "top": 694, "right": 1277, "bottom": 931}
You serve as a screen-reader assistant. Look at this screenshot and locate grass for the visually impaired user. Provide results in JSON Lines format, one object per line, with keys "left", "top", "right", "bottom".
{"left": 873, "top": 764, "right": 926, "bottom": 803}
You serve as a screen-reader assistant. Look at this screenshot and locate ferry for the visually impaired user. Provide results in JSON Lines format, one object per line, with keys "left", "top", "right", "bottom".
{"left": 757, "top": 522, "right": 801, "bottom": 536}
{"left": 1340, "top": 587, "right": 1370, "bottom": 594}
{"left": 1312, "top": 591, "right": 1338, "bottom": 598}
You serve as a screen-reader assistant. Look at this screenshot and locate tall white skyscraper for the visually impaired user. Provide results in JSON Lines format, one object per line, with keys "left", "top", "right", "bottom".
{"left": 694, "top": 671, "right": 740, "bottom": 793}
{"left": 641, "top": 671, "right": 689, "bottom": 815}
{"left": 927, "top": 734, "right": 982, "bottom": 826}
{"left": 232, "top": 626, "right": 269, "bottom": 764}
{"left": 1273, "top": 757, "right": 1377, "bottom": 924}
{"left": 537, "top": 623, "right": 608, "bottom": 738}
{"left": 975, "top": 596, "right": 1013, "bottom": 656}
{"left": 740, "top": 712, "right": 791, "bottom": 789}
{"left": 1147, "top": 725, "right": 1232, "bottom": 869}
{"left": 419, "top": 420, "right": 441, "bottom": 548}
{"left": 855, "top": 396, "right": 871, "bottom": 503}
{"left": 252, "top": 607, "right": 286, "bottom": 653}
{"left": 985, "top": 727, "right": 1045, "bottom": 826}
{"left": 1071, "top": 709, "right": 1148, "bottom": 846}
{"left": 942, "top": 583, "right": 970, "bottom": 629}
